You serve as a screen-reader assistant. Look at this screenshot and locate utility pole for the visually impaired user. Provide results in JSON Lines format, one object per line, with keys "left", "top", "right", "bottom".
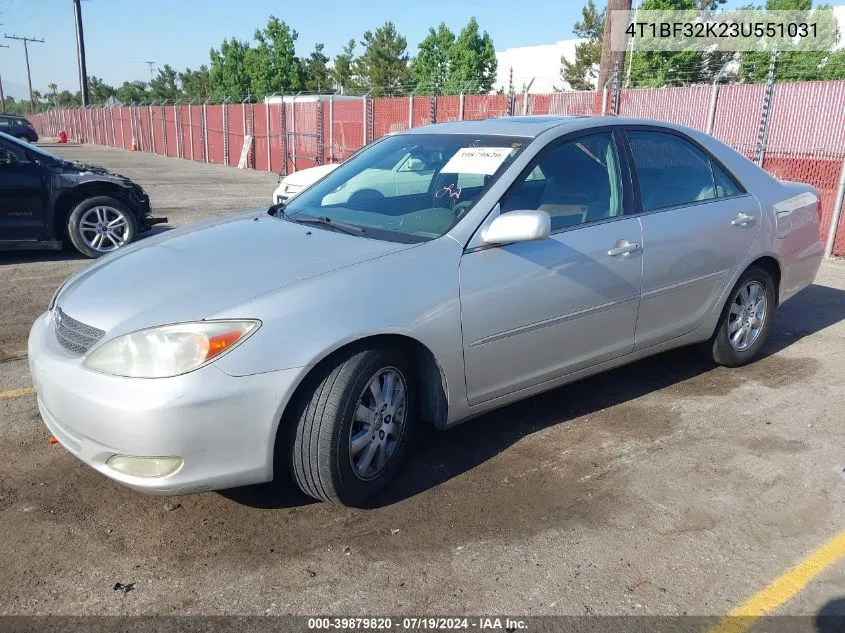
{"left": 596, "top": 0, "right": 632, "bottom": 103}
{"left": 0, "top": 40, "right": 8, "bottom": 113}
{"left": 145, "top": 61, "right": 156, "bottom": 81}
{"left": 4, "top": 34, "right": 45, "bottom": 113}
{"left": 72, "top": 0, "right": 89, "bottom": 106}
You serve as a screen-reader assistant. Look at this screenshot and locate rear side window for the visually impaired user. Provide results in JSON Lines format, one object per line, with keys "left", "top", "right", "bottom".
{"left": 713, "top": 162, "right": 742, "bottom": 197}
{"left": 627, "top": 131, "right": 719, "bottom": 211}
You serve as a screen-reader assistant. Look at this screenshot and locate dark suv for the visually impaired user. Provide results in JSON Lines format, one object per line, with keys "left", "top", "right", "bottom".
{"left": 0, "top": 114, "right": 38, "bottom": 142}
{"left": 0, "top": 131, "right": 166, "bottom": 257}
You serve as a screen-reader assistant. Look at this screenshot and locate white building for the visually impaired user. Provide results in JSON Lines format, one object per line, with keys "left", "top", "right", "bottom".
{"left": 494, "top": 39, "right": 584, "bottom": 94}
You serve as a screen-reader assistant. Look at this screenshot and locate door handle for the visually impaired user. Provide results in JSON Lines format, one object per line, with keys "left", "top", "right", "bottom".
{"left": 731, "top": 212, "right": 755, "bottom": 227}
{"left": 607, "top": 240, "right": 641, "bottom": 257}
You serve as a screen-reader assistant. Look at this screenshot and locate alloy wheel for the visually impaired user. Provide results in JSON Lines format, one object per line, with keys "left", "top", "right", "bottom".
{"left": 78, "top": 206, "right": 131, "bottom": 253}
{"left": 348, "top": 367, "right": 408, "bottom": 481}
{"left": 727, "top": 280, "right": 767, "bottom": 351}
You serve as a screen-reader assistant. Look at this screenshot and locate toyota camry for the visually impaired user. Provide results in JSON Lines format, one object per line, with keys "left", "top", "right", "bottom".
{"left": 28, "top": 116, "right": 824, "bottom": 506}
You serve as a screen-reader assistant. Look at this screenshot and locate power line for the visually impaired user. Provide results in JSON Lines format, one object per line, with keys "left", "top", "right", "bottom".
{"left": 4, "top": 33, "right": 43, "bottom": 113}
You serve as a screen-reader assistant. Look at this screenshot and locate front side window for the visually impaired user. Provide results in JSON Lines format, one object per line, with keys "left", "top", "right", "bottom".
{"left": 282, "top": 134, "right": 529, "bottom": 242}
{"left": 501, "top": 132, "right": 622, "bottom": 231}
{"left": 627, "top": 130, "right": 725, "bottom": 211}
{"left": 0, "top": 137, "right": 28, "bottom": 162}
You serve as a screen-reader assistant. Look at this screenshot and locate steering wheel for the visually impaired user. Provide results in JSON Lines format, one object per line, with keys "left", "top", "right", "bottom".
{"left": 452, "top": 200, "right": 474, "bottom": 221}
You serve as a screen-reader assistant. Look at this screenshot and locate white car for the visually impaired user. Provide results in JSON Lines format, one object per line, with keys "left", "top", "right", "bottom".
{"left": 272, "top": 148, "right": 486, "bottom": 207}
{"left": 272, "top": 163, "right": 340, "bottom": 204}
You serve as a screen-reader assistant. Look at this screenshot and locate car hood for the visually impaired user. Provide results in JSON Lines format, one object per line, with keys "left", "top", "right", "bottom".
{"left": 57, "top": 210, "right": 417, "bottom": 334}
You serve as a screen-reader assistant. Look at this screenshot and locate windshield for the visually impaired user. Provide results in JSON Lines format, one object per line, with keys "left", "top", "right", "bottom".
{"left": 280, "top": 133, "right": 530, "bottom": 242}
{"left": 0, "top": 131, "right": 62, "bottom": 163}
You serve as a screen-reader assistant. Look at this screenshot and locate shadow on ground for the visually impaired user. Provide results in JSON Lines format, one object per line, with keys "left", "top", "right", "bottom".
{"left": 816, "top": 598, "right": 845, "bottom": 633}
{"left": 224, "top": 282, "right": 845, "bottom": 510}
{"left": 0, "top": 225, "right": 174, "bottom": 267}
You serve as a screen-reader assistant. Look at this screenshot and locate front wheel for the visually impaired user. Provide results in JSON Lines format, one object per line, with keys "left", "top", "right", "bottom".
{"left": 287, "top": 346, "right": 417, "bottom": 506}
{"left": 67, "top": 196, "right": 138, "bottom": 258}
{"left": 707, "top": 265, "right": 776, "bottom": 367}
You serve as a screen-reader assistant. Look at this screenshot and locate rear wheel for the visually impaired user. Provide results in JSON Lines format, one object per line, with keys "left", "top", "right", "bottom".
{"left": 707, "top": 265, "right": 775, "bottom": 367}
{"left": 67, "top": 196, "right": 138, "bottom": 258}
{"left": 287, "top": 345, "right": 416, "bottom": 506}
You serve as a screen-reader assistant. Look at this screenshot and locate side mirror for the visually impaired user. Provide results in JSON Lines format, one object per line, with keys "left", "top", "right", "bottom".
{"left": 481, "top": 209, "right": 551, "bottom": 245}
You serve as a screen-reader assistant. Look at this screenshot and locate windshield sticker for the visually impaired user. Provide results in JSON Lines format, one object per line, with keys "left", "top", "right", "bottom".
{"left": 440, "top": 147, "right": 512, "bottom": 175}
{"left": 435, "top": 184, "right": 462, "bottom": 200}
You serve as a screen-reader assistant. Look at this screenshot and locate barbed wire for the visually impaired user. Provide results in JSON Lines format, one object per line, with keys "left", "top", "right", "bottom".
{"left": 31, "top": 55, "right": 845, "bottom": 110}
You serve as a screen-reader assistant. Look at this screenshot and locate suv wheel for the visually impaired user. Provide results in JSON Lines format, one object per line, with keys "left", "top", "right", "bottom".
{"left": 67, "top": 196, "right": 138, "bottom": 258}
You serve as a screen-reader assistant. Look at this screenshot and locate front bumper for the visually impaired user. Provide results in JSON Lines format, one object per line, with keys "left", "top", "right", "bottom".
{"left": 27, "top": 311, "right": 303, "bottom": 494}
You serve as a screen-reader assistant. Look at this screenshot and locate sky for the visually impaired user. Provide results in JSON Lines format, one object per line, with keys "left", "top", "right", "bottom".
{"left": 0, "top": 0, "right": 825, "bottom": 100}
{"left": 0, "top": 0, "right": 593, "bottom": 99}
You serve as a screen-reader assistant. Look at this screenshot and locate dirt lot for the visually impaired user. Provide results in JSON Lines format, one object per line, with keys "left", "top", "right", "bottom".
{"left": 1, "top": 145, "right": 844, "bottom": 621}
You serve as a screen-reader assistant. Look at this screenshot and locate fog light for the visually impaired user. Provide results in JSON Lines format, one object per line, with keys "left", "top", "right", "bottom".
{"left": 106, "top": 455, "right": 183, "bottom": 478}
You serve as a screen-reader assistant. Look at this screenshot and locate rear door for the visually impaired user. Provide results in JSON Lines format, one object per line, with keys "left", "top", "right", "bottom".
{"left": 623, "top": 128, "right": 761, "bottom": 349}
{"left": 0, "top": 136, "right": 45, "bottom": 240}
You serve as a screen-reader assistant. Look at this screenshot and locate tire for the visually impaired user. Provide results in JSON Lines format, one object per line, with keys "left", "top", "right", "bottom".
{"left": 707, "top": 265, "right": 776, "bottom": 367}
{"left": 67, "top": 196, "right": 138, "bottom": 258}
{"left": 288, "top": 345, "right": 417, "bottom": 506}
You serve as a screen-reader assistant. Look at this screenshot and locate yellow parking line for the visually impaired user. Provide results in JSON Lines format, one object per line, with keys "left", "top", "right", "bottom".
{"left": 0, "top": 386, "right": 36, "bottom": 399}
{"left": 709, "top": 530, "right": 845, "bottom": 633}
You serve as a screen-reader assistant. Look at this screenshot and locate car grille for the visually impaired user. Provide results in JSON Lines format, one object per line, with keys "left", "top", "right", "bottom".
{"left": 54, "top": 308, "right": 105, "bottom": 356}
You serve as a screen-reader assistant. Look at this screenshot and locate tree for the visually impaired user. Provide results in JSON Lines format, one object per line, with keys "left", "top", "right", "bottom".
{"left": 54, "top": 90, "right": 81, "bottom": 107}
{"left": 354, "top": 22, "right": 410, "bottom": 96}
{"left": 301, "top": 43, "right": 330, "bottom": 92}
{"left": 739, "top": 0, "right": 845, "bottom": 83}
{"left": 179, "top": 65, "right": 211, "bottom": 101}
{"left": 444, "top": 17, "right": 497, "bottom": 93}
{"left": 247, "top": 16, "right": 302, "bottom": 98}
{"left": 47, "top": 82, "right": 58, "bottom": 105}
{"left": 209, "top": 37, "right": 252, "bottom": 100}
{"left": 116, "top": 80, "right": 150, "bottom": 103}
{"left": 210, "top": 17, "right": 301, "bottom": 101}
{"left": 561, "top": 0, "right": 604, "bottom": 90}
{"left": 87, "top": 76, "right": 116, "bottom": 104}
{"left": 330, "top": 39, "right": 359, "bottom": 93}
{"left": 411, "top": 23, "right": 455, "bottom": 93}
{"left": 149, "top": 64, "right": 181, "bottom": 101}
{"left": 626, "top": 0, "right": 730, "bottom": 88}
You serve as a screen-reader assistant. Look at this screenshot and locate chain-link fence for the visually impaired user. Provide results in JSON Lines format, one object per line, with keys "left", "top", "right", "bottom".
{"left": 29, "top": 79, "right": 845, "bottom": 255}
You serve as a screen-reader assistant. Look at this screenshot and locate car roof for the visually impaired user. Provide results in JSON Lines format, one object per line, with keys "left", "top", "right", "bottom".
{"left": 400, "top": 115, "right": 698, "bottom": 139}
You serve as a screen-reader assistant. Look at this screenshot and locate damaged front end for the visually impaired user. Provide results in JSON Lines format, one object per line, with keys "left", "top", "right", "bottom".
{"left": 51, "top": 162, "right": 167, "bottom": 232}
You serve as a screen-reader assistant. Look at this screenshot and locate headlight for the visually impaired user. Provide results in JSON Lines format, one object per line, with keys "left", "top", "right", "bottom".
{"left": 82, "top": 320, "right": 260, "bottom": 378}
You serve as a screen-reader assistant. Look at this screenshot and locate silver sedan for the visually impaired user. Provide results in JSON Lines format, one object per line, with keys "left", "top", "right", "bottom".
{"left": 28, "top": 116, "right": 824, "bottom": 506}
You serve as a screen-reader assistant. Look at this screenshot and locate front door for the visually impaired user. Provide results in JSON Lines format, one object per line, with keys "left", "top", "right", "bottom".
{"left": 623, "top": 129, "right": 762, "bottom": 349}
{"left": 0, "top": 137, "right": 44, "bottom": 240}
{"left": 459, "top": 131, "right": 643, "bottom": 405}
